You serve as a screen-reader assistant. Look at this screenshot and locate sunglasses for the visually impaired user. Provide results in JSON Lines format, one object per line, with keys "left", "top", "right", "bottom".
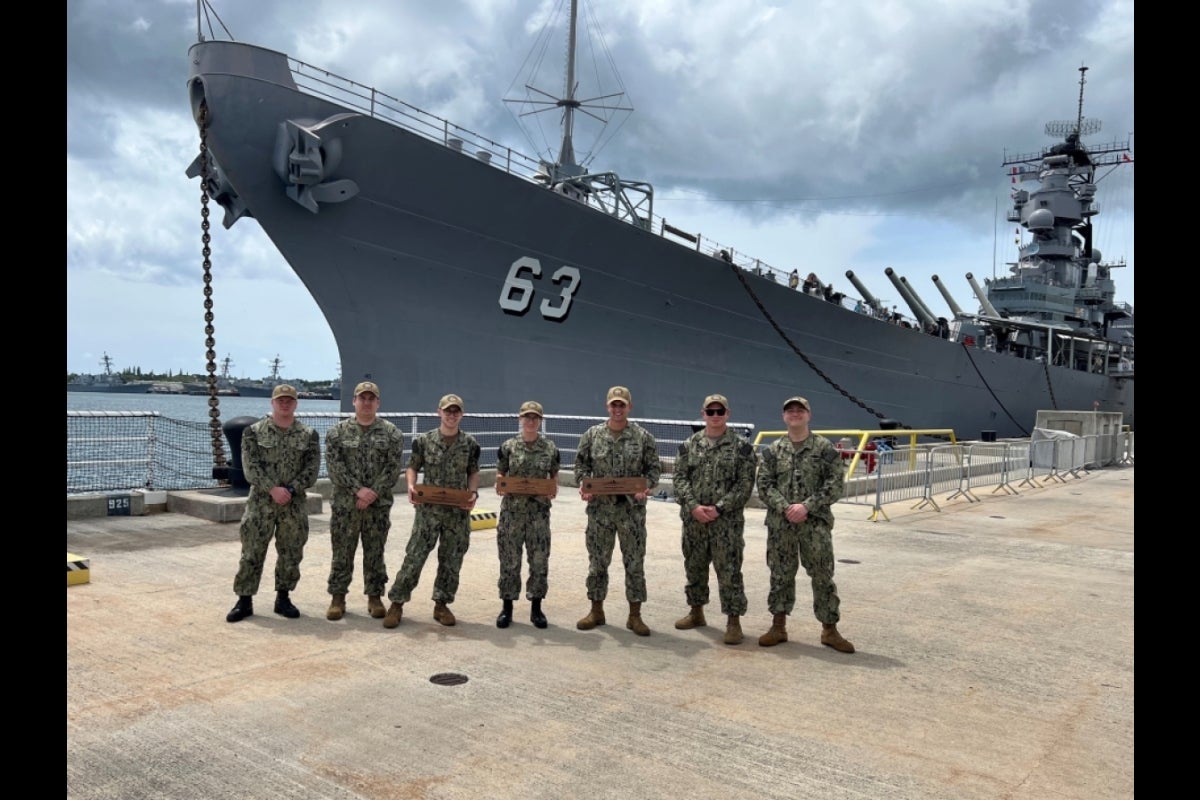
{"left": 704, "top": 408, "right": 727, "bottom": 416}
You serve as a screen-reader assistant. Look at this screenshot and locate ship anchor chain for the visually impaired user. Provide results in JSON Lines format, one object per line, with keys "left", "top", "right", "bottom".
{"left": 196, "top": 103, "right": 228, "bottom": 473}
{"left": 723, "top": 262, "right": 916, "bottom": 428}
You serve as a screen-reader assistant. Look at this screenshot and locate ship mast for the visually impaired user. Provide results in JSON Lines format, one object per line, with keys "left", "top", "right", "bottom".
{"left": 503, "top": 0, "right": 651, "bottom": 226}
{"left": 100, "top": 352, "right": 115, "bottom": 376}
{"left": 557, "top": 0, "right": 580, "bottom": 173}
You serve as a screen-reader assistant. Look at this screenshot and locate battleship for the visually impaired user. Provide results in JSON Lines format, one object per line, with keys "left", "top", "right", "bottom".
{"left": 67, "top": 353, "right": 156, "bottom": 394}
{"left": 185, "top": 2, "right": 1132, "bottom": 437}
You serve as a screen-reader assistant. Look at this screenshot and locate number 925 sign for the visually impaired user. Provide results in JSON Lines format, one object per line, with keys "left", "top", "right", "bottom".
{"left": 498, "top": 257, "right": 581, "bottom": 321}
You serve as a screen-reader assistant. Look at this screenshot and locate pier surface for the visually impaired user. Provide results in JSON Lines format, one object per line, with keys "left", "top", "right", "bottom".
{"left": 67, "top": 468, "right": 1134, "bottom": 800}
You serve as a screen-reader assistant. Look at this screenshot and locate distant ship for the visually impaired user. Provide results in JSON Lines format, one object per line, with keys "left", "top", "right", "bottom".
{"left": 184, "top": 355, "right": 240, "bottom": 396}
{"left": 67, "top": 353, "right": 156, "bottom": 394}
{"left": 185, "top": 1, "right": 1132, "bottom": 436}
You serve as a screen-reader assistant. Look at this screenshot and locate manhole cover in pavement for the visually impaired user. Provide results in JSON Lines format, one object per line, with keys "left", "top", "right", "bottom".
{"left": 430, "top": 673, "right": 469, "bottom": 686}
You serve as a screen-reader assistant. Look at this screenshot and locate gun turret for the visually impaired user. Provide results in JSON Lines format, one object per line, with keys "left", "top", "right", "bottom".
{"left": 965, "top": 273, "right": 1002, "bottom": 317}
{"left": 931, "top": 275, "right": 965, "bottom": 318}
{"left": 885, "top": 268, "right": 937, "bottom": 328}
{"left": 844, "top": 270, "right": 883, "bottom": 314}
{"left": 899, "top": 276, "right": 939, "bottom": 326}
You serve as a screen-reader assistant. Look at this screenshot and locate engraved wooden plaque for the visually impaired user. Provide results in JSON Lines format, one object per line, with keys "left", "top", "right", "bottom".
{"left": 413, "top": 485, "right": 475, "bottom": 506}
{"left": 497, "top": 477, "right": 558, "bottom": 495}
{"left": 581, "top": 477, "right": 649, "bottom": 495}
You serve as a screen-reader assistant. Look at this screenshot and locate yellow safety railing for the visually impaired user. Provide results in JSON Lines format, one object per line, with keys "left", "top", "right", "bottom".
{"left": 751, "top": 429, "right": 959, "bottom": 477}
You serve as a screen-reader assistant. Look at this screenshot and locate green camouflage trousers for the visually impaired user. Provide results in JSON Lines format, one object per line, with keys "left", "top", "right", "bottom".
{"left": 233, "top": 496, "right": 310, "bottom": 595}
{"left": 497, "top": 505, "right": 551, "bottom": 600}
{"left": 584, "top": 501, "right": 647, "bottom": 603}
{"left": 387, "top": 505, "right": 470, "bottom": 605}
{"left": 326, "top": 504, "right": 391, "bottom": 596}
{"left": 680, "top": 517, "right": 748, "bottom": 615}
{"left": 765, "top": 521, "right": 841, "bottom": 624}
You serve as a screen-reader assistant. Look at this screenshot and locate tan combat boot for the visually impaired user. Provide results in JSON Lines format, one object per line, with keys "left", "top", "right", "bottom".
{"left": 626, "top": 602, "right": 651, "bottom": 636}
{"left": 821, "top": 623, "right": 855, "bottom": 653}
{"left": 326, "top": 593, "right": 346, "bottom": 621}
{"left": 674, "top": 605, "right": 707, "bottom": 630}
{"left": 576, "top": 600, "right": 606, "bottom": 630}
{"left": 383, "top": 601, "right": 404, "bottom": 629}
{"left": 758, "top": 613, "right": 788, "bottom": 647}
{"left": 433, "top": 602, "right": 456, "bottom": 626}
{"left": 367, "top": 595, "right": 386, "bottom": 619}
{"left": 723, "top": 615, "right": 744, "bottom": 645}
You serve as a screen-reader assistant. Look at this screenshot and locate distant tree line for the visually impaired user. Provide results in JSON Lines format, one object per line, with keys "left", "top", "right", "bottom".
{"left": 67, "top": 367, "right": 338, "bottom": 384}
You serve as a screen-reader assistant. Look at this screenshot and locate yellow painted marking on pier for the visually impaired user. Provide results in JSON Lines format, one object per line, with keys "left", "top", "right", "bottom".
{"left": 68, "top": 552, "right": 91, "bottom": 586}
{"left": 470, "top": 510, "right": 498, "bottom": 531}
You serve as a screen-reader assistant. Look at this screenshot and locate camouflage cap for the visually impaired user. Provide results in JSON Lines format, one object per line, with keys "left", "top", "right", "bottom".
{"left": 606, "top": 386, "right": 632, "bottom": 404}
{"left": 703, "top": 393, "right": 729, "bottom": 409}
{"left": 271, "top": 384, "right": 298, "bottom": 400}
{"left": 782, "top": 395, "right": 811, "bottom": 411}
{"left": 518, "top": 400, "right": 544, "bottom": 417}
{"left": 354, "top": 381, "right": 380, "bottom": 398}
{"left": 438, "top": 393, "right": 464, "bottom": 411}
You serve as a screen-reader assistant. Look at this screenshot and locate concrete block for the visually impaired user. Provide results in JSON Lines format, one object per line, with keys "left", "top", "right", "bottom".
{"left": 167, "top": 489, "right": 323, "bottom": 523}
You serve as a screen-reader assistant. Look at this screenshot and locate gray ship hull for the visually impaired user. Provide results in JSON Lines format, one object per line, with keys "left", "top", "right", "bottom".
{"left": 67, "top": 383, "right": 157, "bottom": 394}
{"left": 188, "top": 41, "right": 1132, "bottom": 437}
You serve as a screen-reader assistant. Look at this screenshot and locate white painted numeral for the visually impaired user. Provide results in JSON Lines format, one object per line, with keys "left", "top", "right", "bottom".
{"left": 540, "top": 266, "right": 581, "bottom": 320}
{"left": 499, "top": 257, "right": 541, "bottom": 314}
{"left": 498, "top": 258, "right": 582, "bottom": 321}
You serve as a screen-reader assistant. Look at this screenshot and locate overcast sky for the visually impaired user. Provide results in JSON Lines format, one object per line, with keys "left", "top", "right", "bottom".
{"left": 67, "top": 0, "right": 1134, "bottom": 381}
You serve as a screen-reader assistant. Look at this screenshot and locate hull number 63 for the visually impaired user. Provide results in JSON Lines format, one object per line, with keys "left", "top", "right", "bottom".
{"left": 498, "top": 256, "right": 581, "bottom": 321}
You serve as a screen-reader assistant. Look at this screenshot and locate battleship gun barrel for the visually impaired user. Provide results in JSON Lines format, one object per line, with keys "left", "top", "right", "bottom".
{"left": 885, "top": 268, "right": 937, "bottom": 328}
{"left": 900, "top": 276, "right": 939, "bottom": 326}
{"left": 930, "top": 275, "right": 965, "bottom": 317}
{"left": 965, "top": 273, "right": 1002, "bottom": 317}
{"left": 844, "top": 270, "right": 883, "bottom": 313}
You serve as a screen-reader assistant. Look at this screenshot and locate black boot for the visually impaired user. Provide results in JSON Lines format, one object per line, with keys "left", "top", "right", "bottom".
{"left": 226, "top": 595, "right": 254, "bottom": 623}
{"left": 530, "top": 598, "right": 548, "bottom": 629}
{"left": 496, "top": 598, "right": 514, "bottom": 629}
{"left": 274, "top": 590, "right": 300, "bottom": 619}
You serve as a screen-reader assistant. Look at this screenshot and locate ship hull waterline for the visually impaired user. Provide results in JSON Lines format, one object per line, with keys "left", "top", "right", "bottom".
{"left": 188, "top": 41, "right": 1132, "bottom": 437}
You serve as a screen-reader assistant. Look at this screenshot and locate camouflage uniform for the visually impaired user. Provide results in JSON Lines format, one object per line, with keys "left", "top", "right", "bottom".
{"left": 232, "top": 417, "right": 321, "bottom": 596}
{"left": 496, "top": 434, "right": 561, "bottom": 601}
{"left": 573, "top": 423, "right": 662, "bottom": 603}
{"left": 672, "top": 429, "right": 756, "bottom": 615}
{"left": 324, "top": 416, "right": 405, "bottom": 596}
{"left": 386, "top": 428, "right": 481, "bottom": 605}
{"left": 756, "top": 434, "right": 846, "bottom": 624}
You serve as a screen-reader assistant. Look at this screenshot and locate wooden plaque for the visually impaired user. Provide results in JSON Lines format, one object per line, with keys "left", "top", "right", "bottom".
{"left": 581, "top": 477, "right": 649, "bottom": 495}
{"left": 412, "top": 485, "right": 475, "bottom": 506}
{"left": 497, "top": 476, "right": 558, "bottom": 496}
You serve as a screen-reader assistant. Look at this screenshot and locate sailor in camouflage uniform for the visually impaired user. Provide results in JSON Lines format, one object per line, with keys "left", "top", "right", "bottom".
{"left": 573, "top": 386, "right": 662, "bottom": 636}
{"left": 493, "top": 401, "right": 560, "bottom": 630}
{"left": 225, "top": 384, "right": 322, "bottom": 623}
{"left": 755, "top": 396, "right": 855, "bottom": 653}
{"left": 382, "top": 394, "right": 481, "bottom": 629}
{"left": 323, "top": 381, "right": 405, "bottom": 621}
{"left": 671, "top": 394, "right": 757, "bottom": 645}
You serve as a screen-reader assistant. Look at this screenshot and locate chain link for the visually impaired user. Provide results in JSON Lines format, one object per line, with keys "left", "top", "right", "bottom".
{"left": 197, "top": 103, "right": 228, "bottom": 471}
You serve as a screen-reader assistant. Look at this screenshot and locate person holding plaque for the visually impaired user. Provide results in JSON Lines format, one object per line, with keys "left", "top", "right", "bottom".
{"left": 493, "top": 401, "right": 560, "bottom": 629}
{"left": 573, "top": 386, "right": 662, "bottom": 636}
{"left": 382, "top": 394, "right": 481, "bottom": 629}
{"left": 671, "top": 394, "right": 757, "bottom": 645}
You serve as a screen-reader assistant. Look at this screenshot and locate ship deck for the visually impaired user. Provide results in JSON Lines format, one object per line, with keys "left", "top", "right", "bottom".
{"left": 67, "top": 468, "right": 1134, "bottom": 800}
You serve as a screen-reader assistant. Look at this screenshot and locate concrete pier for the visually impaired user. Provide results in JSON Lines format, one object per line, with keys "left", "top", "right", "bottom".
{"left": 67, "top": 466, "right": 1134, "bottom": 800}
